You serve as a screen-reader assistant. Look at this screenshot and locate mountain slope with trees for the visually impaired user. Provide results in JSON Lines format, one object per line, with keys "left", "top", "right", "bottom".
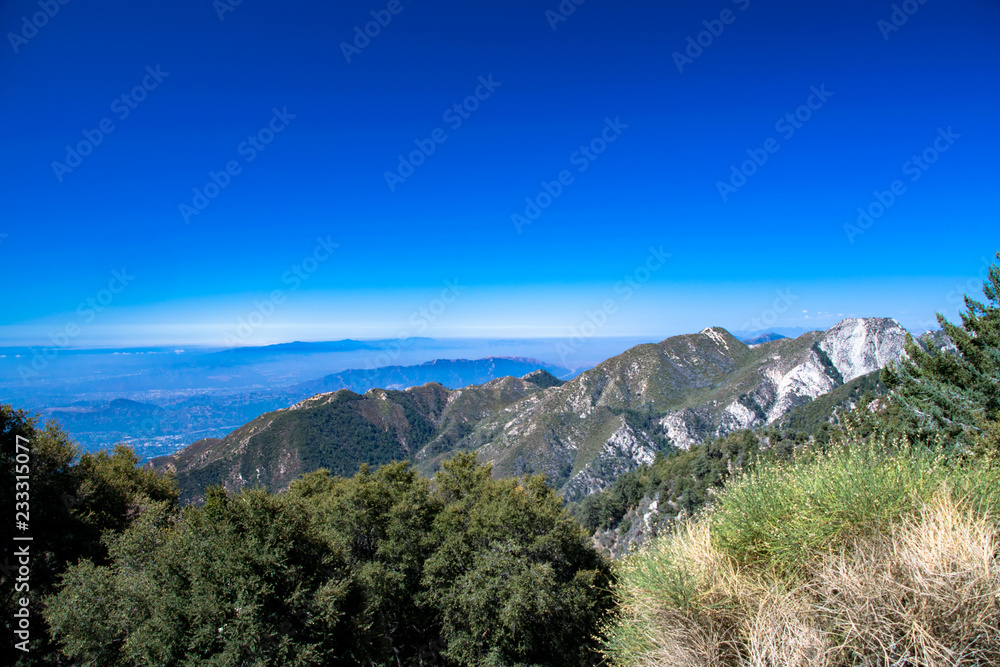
{"left": 154, "top": 318, "right": 911, "bottom": 504}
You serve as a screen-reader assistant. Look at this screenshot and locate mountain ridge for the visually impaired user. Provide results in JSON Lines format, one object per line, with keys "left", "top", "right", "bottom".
{"left": 153, "top": 318, "right": 910, "bottom": 502}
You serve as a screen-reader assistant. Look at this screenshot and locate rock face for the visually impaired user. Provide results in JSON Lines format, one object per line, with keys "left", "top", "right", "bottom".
{"left": 155, "top": 318, "right": 910, "bottom": 503}
{"left": 818, "top": 318, "right": 909, "bottom": 383}
{"left": 642, "top": 318, "right": 908, "bottom": 449}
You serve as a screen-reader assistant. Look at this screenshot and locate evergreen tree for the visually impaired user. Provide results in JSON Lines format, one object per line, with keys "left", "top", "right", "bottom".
{"left": 2, "top": 406, "right": 179, "bottom": 666}
{"left": 45, "top": 488, "right": 365, "bottom": 666}
{"left": 881, "top": 252, "right": 1000, "bottom": 448}
{"left": 42, "top": 451, "right": 613, "bottom": 666}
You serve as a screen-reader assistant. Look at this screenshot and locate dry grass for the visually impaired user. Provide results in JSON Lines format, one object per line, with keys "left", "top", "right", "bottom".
{"left": 603, "top": 447, "right": 1000, "bottom": 667}
{"left": 816, "top": 491, "right": 1000, "bottom": 666}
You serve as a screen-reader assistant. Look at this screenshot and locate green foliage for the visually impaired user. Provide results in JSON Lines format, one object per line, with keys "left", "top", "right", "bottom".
{"left": 46, "top": 492, "right": 362, "bottom": 666}
{"left": 602, "top": 437, "right": 1000, "bottom": 666}
{"left": 881, "top": 251, "right": 1000, "bottom": 447}
{"left": 40, "top": 442, "right": 612, "bottom": 666}
{"left": 1, "top": 405, "right": 179, "bottom": 666}
{"left": 174, "top": 389, "right": 442, "bottom": 501}
{"left": 778, "top": 369, "right": 884, "bottom": 436}
{"left": 424, "top": 454, "right": 611, "bottom": 667}
{"left": 73, "top": 445, "right": 180, "bottom": 553}
{"left": 287, "top": 462, "right": 442, "bottom": 662}
{"left": 573, "top": 429, "right": 784, "bottom": 532}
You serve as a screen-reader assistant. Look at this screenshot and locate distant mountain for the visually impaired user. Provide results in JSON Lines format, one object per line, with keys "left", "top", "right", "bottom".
{"left": 33, "top": 356, "right": 567, "bottom": 461}
{"left": 733, "top": 327, "right": 811, "bottom": 342}
{"left": 291, "top": 357, "right": 572, "bottom": 395}
{"left": 211, "top": 338, "right": 436, "bottom": 357}
{"left": 42, "top": 398, "right": 166, "bottom": 431}
{"left": 153, "top": 318, "right": 910, "bottom": 503}
{"left": 916, "top": 328, "right": 956, "bottom": 353}
{"left": 740, "top": 332, "right": 787, "bottom": 345}
{"left": 206, "top": 338, "right": 440, "bottom": 367}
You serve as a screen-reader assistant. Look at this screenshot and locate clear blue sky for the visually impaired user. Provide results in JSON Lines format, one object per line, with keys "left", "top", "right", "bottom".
{"left": 1, "top": 0, "right": 998, "bottom": 347}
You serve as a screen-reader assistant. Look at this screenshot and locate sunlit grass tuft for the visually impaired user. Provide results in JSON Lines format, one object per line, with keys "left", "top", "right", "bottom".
{"left": 602, "top": 434, "right": 1000, "bottom": 666}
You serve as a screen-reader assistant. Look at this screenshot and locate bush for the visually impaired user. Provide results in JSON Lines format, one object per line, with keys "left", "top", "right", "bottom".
{"left": 45, "top": 491, "right": 363, "bottom": 666}
{"left": 45, "top": 453, "right": 613, "bottom": 666}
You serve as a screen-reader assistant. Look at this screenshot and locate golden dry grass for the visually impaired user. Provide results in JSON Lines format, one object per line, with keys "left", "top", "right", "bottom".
{"left": 604, "top": 477, "right": 1000, "bottom": 667}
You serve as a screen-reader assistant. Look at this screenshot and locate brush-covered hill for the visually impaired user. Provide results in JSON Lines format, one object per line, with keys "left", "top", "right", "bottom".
{"left": 152, "top": 372, "right": 553, "bottom": 502}
{"left": 154, "top": 318, "right": 910, "bottom": 502}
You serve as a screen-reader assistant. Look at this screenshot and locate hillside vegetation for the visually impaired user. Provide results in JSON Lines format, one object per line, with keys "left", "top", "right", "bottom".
{"left": 571, "top": 371, "right": 883, "bottom": 556}
{"left": 604, "top": 437, "right": 1000, "bottom": 666}
{"left": 2, "top": 404, "right": 611, "bottom": 666}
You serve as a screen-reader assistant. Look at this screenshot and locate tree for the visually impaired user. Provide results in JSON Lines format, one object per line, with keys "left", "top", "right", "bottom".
{"left": 45, "top": 452, "right": 614, "bottom": 666}
{"left": 45, "top": 489, "right": 364, "bottom": 666}
{"left": 287, "top": 462, "right": 443, "bottom": 665}
{"left": 423, "top": 454, "right": 612, "bottom": 667}
{"left": 2, "top": 406, "right": 178, "bottom": 665}
{"left": 881, "top": 252, "right": 1000, "bottom": 448}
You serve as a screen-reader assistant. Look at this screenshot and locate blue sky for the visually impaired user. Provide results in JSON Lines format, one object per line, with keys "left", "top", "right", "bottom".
{"left": 1, "top": 0, "right": 998, "bottom": 347}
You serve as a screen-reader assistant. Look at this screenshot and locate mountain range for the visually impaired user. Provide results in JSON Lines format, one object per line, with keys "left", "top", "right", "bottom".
{"left": 32, "top": 356, "right": 569, "bottom": 459}
{"left": 152, "top": 318, "right": 911, "bottom": 502}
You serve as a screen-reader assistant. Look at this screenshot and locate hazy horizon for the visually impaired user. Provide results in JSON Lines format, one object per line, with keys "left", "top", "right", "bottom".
{"left": 2, "top": 0, "right": 997, "bottom": 354}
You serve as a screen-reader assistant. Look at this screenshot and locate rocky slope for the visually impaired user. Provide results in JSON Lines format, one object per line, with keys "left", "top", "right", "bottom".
{"left": 154, "top": 318, "right": 910, "bottom": 502}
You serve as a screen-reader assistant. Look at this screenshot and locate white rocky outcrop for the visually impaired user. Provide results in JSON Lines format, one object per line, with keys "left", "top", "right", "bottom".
{"left": 818, "top": 317, "right": 908, "bottom": 383}
{"left": 652, "top": 317, "right": 909, "bottom": 451}
{"left": 766, "top": 352, "right": 838, "bottom": 421}
{"left": 659, "top": 412, "right": 702, "bottom": 449}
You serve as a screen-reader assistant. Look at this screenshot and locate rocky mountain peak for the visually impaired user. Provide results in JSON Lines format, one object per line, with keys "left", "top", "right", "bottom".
{"left": 817, "top": 317, "right": 908, "bottom": 383}
{"left": 521, "top": 369, "right": 564, "bottom": 388}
